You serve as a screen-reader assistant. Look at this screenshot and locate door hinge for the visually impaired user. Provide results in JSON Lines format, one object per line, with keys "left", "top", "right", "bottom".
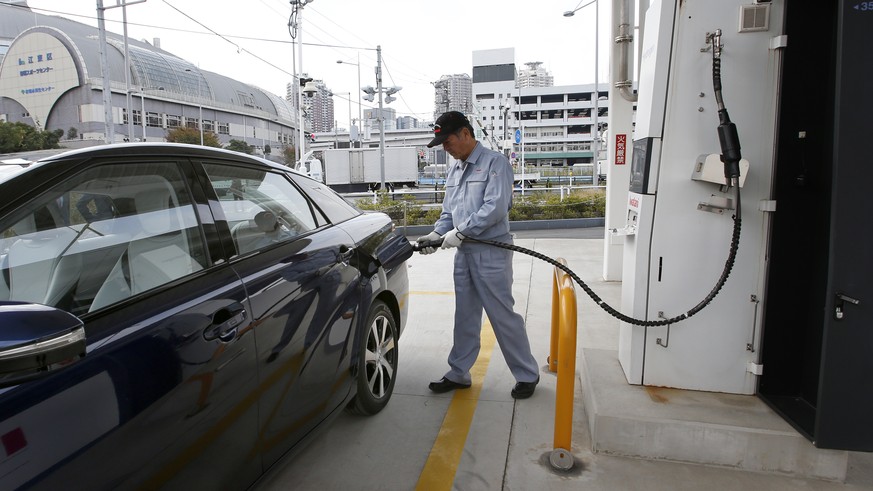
{"left": 758, "top": 200, "right": 777, "bottom": 212}
{"left": 746, "top": 362, "right": 764, "bottom": 376}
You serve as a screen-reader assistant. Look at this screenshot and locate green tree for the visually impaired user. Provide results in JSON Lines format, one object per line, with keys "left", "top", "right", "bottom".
{"left": 166, "top": 127, "right": 222, "bottom": 147}
{"left": 282, "top": 145, "right": 297, "bottom": 166}
{"left": 226, "top": 139, "right": 254, "bottom": 154}
{"left": 0, "top": 121, "right": 63, "bottom": 153}
{"left": 67, "top": 127, "right": 78, "bottom": 140}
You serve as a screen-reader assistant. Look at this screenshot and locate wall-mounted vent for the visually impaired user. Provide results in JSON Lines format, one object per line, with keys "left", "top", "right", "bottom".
{"left": 739, "top": 4, "right": 770, "bottom": 32}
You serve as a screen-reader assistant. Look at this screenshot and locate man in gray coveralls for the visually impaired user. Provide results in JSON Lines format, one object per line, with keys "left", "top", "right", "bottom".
{"left": 417, "top": 111, "right": 540, "bottom": 399}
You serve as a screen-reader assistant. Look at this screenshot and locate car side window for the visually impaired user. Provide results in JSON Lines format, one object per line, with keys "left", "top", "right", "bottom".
{"left": 201, "top": 164, "right": 321, "bottom": 255}
{"left": 0, "top": 162, "right": 208, "bottom": 316}
{"left": 288, "top": 174, "right": 361, "bottom": 224}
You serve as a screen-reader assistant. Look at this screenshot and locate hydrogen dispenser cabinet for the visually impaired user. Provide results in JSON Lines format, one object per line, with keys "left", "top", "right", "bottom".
{"left": 617, "top": 0, "right": 783, "bottom": 394}
{"left": 615, "top": 0, "right": 873, "bottom": 451}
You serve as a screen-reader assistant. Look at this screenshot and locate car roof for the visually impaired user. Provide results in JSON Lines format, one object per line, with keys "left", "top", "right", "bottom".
{"left": 0, "top": 143, "right": 307, "bottom": 185}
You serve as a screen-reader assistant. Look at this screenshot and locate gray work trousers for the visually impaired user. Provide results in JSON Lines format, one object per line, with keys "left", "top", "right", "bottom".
{"left": 444, "top": 247, "right": 540, "bottom": 385}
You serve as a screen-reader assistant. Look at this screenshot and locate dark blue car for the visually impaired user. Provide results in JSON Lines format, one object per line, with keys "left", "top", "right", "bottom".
{"left": 0, "top": 143, "right": 411, "bottom": 489}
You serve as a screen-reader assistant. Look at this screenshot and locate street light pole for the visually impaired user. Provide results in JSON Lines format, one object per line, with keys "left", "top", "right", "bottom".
{"left": 197, "top": 72, "right": 203, "bottom": 145}
{"left": 594, "top": 0, "right": 599, "bottom": 166}
{"left": 337, "top": 56, "right": 362, "bottom": 142}
{"left": 185, "top": 68, "right": 204, "bottom": 145}
{"left": 140, "top": 90, "right": 146, "bottom": 141}
{"left": 564, "top": 0, "right": 600, "bottom": 167}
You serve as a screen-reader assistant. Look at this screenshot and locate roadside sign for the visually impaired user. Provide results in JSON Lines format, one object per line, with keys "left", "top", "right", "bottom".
{"left": 514, "top": 129, "right": 522, "bottom": 144}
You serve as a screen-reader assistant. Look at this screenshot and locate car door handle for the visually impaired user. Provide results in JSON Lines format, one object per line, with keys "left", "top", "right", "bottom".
{"left": 204, "top": 303, "right": 246, "bottom": 342}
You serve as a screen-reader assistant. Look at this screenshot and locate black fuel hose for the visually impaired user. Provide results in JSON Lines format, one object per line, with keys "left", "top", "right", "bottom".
{"left": 411, "top": 194, "right": 740, "bottom": 328}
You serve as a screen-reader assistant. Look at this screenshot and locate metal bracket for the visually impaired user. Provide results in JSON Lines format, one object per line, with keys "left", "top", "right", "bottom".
{"left": 697, "top": 196, "right": 735, "bottom": 215}
{"left": 655, "top": 311, "right": 671, "bottom": 348}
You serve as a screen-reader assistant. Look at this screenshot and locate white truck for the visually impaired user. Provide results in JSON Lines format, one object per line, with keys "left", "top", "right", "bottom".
{"left": 296, "top": 147, "right": 419, "bottom": 193}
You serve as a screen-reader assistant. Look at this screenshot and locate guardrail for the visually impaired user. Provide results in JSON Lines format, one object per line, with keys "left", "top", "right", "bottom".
{"left": 548, "top": 257, "right": 578, "bottom": 471}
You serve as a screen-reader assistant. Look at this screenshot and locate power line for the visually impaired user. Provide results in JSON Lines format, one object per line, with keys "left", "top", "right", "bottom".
{"left": 14, "top": 3, "right": 366, "bottom": 50}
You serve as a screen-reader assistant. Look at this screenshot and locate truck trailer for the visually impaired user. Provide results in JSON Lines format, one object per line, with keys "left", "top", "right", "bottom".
{"left": 297, "top": 147, "right": 419, "bottom": 193}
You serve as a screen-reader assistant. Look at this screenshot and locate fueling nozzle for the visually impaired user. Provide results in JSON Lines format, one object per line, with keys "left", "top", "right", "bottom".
{"left": 709, "top": 29, "right": 742, "bottom": 183}
{"left": 718, "top": 111, "right": 742, "bottom": 180}
{"left": 411, "top": 237, "right": 444, "bottom": 252}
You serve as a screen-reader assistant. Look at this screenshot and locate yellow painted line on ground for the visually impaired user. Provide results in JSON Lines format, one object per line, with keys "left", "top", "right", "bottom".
{"left": 415, "top": 318, "right": 497, "bottom": 491}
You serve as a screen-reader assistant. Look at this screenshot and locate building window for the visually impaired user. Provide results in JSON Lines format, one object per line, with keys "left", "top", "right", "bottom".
{"left": 218, "top": 122, "right": 230, "bottom": 135}
{"left": 166, "top": 114, "right": 182, "bottom": 128}
{"left": 203, "top": 120, "right": 215, "bottom": 132}
{"left": 146, "top": 112, "right": 162, "bottom": 128}
{"left": 237, "top": 91, "right": 255, "bottom": 108}
{"left": 132, "top": 109, "right": 142, "bottom": 126}
{"left": 186, "top": 118, "right": 199, "bottom": 130}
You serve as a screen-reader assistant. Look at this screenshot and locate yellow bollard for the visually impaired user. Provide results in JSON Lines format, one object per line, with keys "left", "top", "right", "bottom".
{"left": 548, "top": 259, "right": 566, "bottom": 373}
{"left": 549, "top": 258, "right": 578, "bottom": 471}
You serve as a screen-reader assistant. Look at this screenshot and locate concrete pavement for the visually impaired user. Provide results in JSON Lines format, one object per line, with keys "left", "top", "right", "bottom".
{"left": 254, "top": 231, "right": 873, "bottom": 490}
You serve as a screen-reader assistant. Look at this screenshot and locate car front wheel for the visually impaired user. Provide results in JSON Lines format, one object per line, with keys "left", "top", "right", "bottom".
{"left": 347, "top": 301, "right": 398, "bottom": 416}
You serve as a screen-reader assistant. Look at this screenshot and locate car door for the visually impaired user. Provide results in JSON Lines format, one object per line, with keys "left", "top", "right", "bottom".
{"left": 0, "top": 158, "right": 261, "bottom": 490}
{"left": 196, "top": 161, "right": 364, "bottom": 467}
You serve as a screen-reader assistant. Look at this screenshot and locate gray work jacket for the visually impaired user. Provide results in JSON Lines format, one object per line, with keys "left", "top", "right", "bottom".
{"left": 434, "top": 142, "right": 514, "bottom": 250}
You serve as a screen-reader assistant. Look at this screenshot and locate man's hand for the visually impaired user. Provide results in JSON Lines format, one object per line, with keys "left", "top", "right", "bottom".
{"left": 441, "top": 228, "right": 464, "bottom": 249}
{"left": 416, "top": 231, "right": 441, "bottom": 255}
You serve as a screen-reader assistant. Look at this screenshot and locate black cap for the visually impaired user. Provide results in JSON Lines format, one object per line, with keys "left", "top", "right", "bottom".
{"left": 427, "top": 111, "right": 470, "bottom": 148}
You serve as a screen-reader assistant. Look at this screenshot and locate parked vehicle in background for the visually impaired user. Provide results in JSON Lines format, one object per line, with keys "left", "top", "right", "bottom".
{"left": 0, "top": 143, "right": 412, "bottom": 490}
{"left": 297, "top": 147, "right": 418, "bottom": 193}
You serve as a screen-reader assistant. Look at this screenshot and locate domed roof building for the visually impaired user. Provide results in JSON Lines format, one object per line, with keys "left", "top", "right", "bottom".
{"left": 0, "top": 1, "right": 298, "bottom": 154}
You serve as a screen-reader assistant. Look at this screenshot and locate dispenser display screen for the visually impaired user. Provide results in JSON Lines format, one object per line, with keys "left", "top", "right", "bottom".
{"left": 629, "top": 137, "right": 654, "bottom": 194}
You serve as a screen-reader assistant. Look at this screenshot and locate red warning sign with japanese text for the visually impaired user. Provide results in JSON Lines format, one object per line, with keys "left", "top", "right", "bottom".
{"left": 615, "top": 134, "right": 627, "bottom": 165}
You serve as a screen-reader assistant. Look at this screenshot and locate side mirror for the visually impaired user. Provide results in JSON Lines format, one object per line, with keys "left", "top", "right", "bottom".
{"left": 0, "top": 302, "right": 86, "bottom": 387}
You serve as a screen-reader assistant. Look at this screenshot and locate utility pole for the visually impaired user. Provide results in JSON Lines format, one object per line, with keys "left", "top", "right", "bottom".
{"left": 361, "top": 45, "right": 400, "bottom": 191}
{"left": 290, "top": 0, "right": 314, "bottom": 163}
{"left": 96, "top": 0, "right": 146, "bottom": 144}
{"left": 96, "top": 0, "right": 113, "bottom": 144}
{"left": 376, "top": 45, "right": 386, "bottom": 191}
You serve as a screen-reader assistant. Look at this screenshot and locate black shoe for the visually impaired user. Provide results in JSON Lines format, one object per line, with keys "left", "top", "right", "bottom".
{"left": 511, "top": 377, "right": 539, "bottom": 399}
{"left": 428, "top": 377, "right": 471, "bottom": 393}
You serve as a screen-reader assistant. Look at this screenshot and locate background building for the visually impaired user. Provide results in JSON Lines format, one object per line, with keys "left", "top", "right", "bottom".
{"left": 432, "top": 74, "right": 472, "bottom": 120}
{"left": 364, "top": 107, "right": 396, "bottom": 131}
{"left": 0, "top": 2, "right": 298, "bottom": 155}
{"left": 396, "top": 115, "right": 420, "bottom": 130}
{"left": 517, "top": 61, "right": 554, "bottom": 88}
{"left": 302, "top": 79, "right": 334, "bottom": 133}
{"left": 471, "top": 47, "right": 613, "bottom": 168}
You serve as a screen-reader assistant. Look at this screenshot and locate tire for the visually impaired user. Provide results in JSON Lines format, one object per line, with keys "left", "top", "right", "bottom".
{"left": 347, "top": 301, "right": 398, "bottom": 416}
